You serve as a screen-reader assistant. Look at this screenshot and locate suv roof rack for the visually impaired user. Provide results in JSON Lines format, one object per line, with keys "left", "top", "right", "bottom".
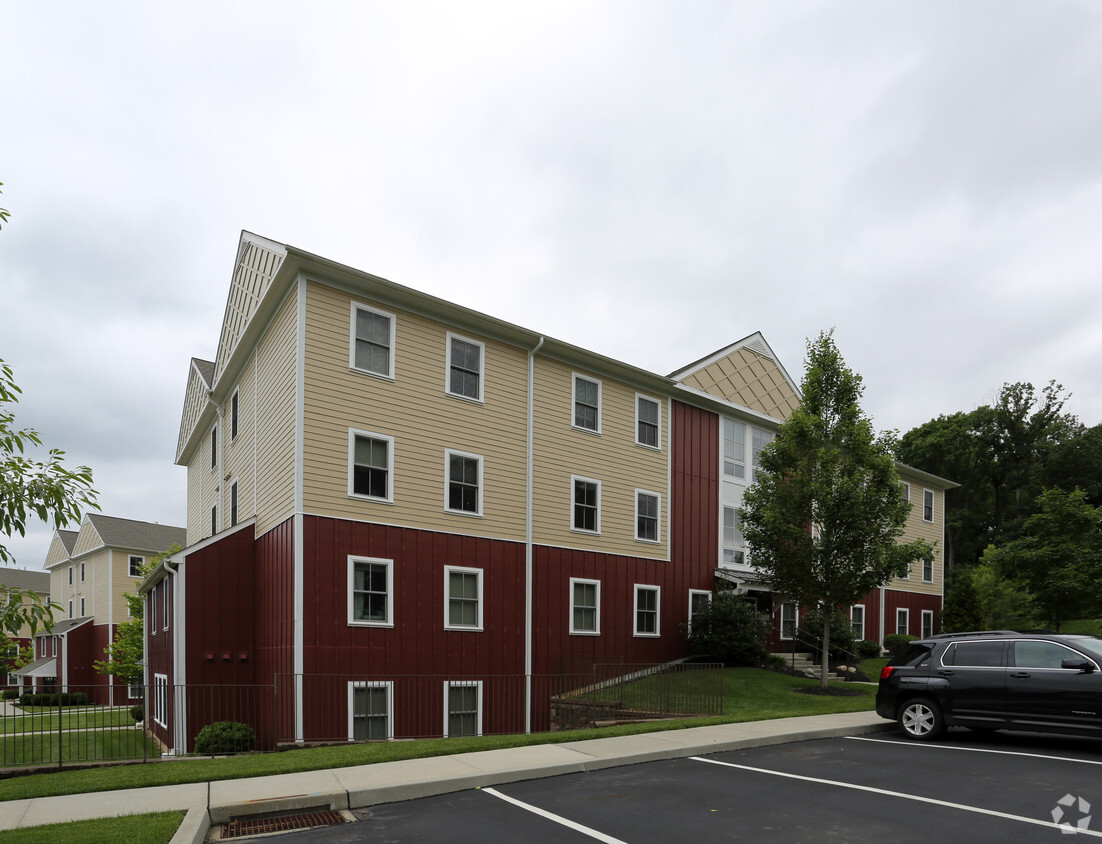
{"left": 927, "top": 630, "right": 1018, "bottom": 640}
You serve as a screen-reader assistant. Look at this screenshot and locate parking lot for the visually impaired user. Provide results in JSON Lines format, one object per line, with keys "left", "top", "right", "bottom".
{"left": 278, "top": 730, "right": 1102, "bottom": 842}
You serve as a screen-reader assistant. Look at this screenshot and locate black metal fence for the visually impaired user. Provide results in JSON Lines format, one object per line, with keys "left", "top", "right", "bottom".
{"left": 0, "top": 663, "right": 723, "bottom": 769}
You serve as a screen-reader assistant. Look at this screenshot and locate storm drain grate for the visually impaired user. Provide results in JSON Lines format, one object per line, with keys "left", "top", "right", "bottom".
{"left": 221, "top": 810, "right": 346, "bottom": 838}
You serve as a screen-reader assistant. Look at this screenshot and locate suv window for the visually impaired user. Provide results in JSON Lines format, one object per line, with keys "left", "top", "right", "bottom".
{"left": 1013, "top": 640, "right": 1086, "bottom": 669}
{"left": 944, "top": 640, "right": 1005, "bottom": 667}
{"left": 891, "top": 644, "right": 932, "bottom": 667}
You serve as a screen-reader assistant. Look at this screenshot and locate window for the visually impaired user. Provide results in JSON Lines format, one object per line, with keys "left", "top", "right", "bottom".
{"left": 634, "top": 584, "right": 660, "bottom": 637}
{"left": 230, "top": 390, "right": 239, "bottom": 440}
{"left": 722, "top": 507, "right": 744, "bottom": 565}
{"left": 946, "top": 641, "right": 1005, "bottom": 667}
{"left": 127, "top": 682, "right": 142, "bottom": 701}
{"left": 350, "top": 303, "right": 395, "bottom": 378}
{"left": 896, "top": 608, "right": 909, "bottom": 636}
{"left": 349, "top": 681, "right": 392, "bottom": 741}
{"left": 230, "top": 481, "right": 239, "bottom": 527}
{"left": 722, "top": 419, "right": 746, "bottom": 478}
{"left": 635, "top": 490, "right": 660, "bottom": 543}
{"left": 569, "top": 578, "right": 600, "bottom": 635}
{"left": 446, "top": 333, "right": 484, "bottom": 402}
{"left": 129, "top": 556, "right": 144, "bottom": 577}
{"left": 780, "top": 602, "right": 798, "bottom": 640}
{"left": 211, "top": 425, "right": 217, "bottom": 469}
{"left": 751, "top": 428, "right": 774, "bottom": 482}
{"left": 923, "top": 489, "right": 935, "bottom": 522}
{"left": 445, "top": 566, "right": 483, "bottom": 631}
{"left": 688, "top": 590, "right": 711, "bottom": 631}
{"left": 636, "top": 395, "right": 660, "bottom": 449}
{"left": 163, "top": 581, "right": 170, "bottom": 631}
{"left": 1013, "top": 640, "right": 1087, "bottom": 670}
{"left": 80, "top": 562, "right": 85, "bottom": 582}
{"left": 348, "top": 557, "right": 393, "bottom": 627}
{"left": 922, "top": 554, "right": 934, "bottom": 583}
{"left": 210, "top": 504, "right": 217, "bottom": 536}
{"left": 153, "top": 674, "right": 168, "bottom": 727}
{"left": 79, "top": 597, "right": 85, "bottom": 617}
{"left": 68, "top": 600, "right": 73, "bottom": 619}
{"left": 444, "top": 681, "right": 482, "bottom": 737}
{"left": 572, "top": 375, "right": 601, "bottom": 432}
{"left": 349, "top": 430, "right": 394, "bottom": 502}
{"left": 68, "top": 566, "right": 73, "bottom": 586}
{"left": 900, "top": 481, "right": 910, "bottom": 503}
{"left": 921, "top": 610, "right": 934, "bottom": 639}
{"left": 149, "top": 593, "right": 157, "bottom": 634}
{"left": 571, "top": 477, "right": 601, "bottom": 534}
{"left": 445, "top": 450, "right": 482, "bottom": 516}
{"left": 850, "top": 605, "right": 865, "bottom": 640}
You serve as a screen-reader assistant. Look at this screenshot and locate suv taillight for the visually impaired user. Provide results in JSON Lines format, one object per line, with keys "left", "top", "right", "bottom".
{"left": 880, "top": 666, "right": 895, "bottom": 680}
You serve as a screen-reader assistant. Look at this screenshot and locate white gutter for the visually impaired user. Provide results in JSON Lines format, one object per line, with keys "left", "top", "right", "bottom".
{"left": 524, "top": 335, "right": 544, "bottom": 733}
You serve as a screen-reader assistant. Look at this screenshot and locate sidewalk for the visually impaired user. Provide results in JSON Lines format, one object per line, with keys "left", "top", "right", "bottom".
{"left": 0, "top": 711, "right": 892, "bottom": 842}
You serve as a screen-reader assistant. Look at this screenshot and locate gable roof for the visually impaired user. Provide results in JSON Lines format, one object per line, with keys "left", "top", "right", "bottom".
{"left": 56, "top": 530, "right": 79, "bottom": 555}
{"left": 72, "top": 515, "right": 186, "bottom": 559}
{"left": 669, "top": 332, "right": 801, "bottom": 422}
{"left": 0, "top": 568, "right": 50, "bottom": 593}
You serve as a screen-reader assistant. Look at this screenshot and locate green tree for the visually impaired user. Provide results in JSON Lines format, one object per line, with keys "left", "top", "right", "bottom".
{"left": 985, "top": 488, "right": 1102, "bottom": 631}
{"left": 1, "top": 357, "right": 99, "bottom": 565}
{"left": 1044, "top": 423, "right": 1102, "bottom": 507}
{"left": 939, "top": 569, "right": 984, "bottom": 633}
{"left": 95, "top": 546, "right": 179, "bottom": 684}
{"left": 0, "top": 585, "right": 61, "bottom": 669}
{"left": 970, "top": 552, "right": 1037, "bottom": 631}
{"left": 740, "top": 330, "right": 934, "bottom": 689}
{"left": 0, "top": 182, "right": 9, "bottom": 229}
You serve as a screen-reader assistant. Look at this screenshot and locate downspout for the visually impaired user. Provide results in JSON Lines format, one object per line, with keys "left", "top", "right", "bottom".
{"left": 525, "top": 335, "right": 544, "bottom": 734}
{"left": 878, "top": 585, "right": 885, "bottom": 651}
{"left": 164, "top": 554, "right": 185, "bottom": 755}
{"left": 108, "top": 549, "right": 114, "bottom": 707}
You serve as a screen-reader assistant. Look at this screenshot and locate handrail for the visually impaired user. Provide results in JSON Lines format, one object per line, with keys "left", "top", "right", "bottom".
{"left": 783, "top": 626, "right": 860, "bottom": 670}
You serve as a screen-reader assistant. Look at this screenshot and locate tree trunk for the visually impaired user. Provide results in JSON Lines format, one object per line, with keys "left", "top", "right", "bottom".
{"left": 820, "top": 612, "right": 830, "bottom": 691}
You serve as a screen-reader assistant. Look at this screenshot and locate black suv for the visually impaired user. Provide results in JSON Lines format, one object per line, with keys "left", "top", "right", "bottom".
{"left": 876, "top": 630, "right": 1102, "bottom": 740}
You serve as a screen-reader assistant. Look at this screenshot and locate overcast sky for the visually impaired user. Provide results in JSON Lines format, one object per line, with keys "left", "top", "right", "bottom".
{"left": 3, "top": 1, "right": 1101, "bottom": 571}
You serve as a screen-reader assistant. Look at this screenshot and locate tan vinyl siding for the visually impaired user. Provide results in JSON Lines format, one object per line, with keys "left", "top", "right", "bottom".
{"left": 254, "top": 288, "right": 299, "bottom": 536}
{"left": 532, "top": 359, "right": 669, "bottom": 558}
{"left": 70, "top": 524, "right": 105, "bottom": 558}
{"left": 186, "top": 458, "right": 208, "bottom": 544}
{"left": 889, "top": 482, "right": 944, "bottom": 595}
{"left": 301, "top": 281, "right": 529, "bottom": 540}
{"left": 221, "top": 354, "right": 258, "bottom": 530}
{"left": 44, "top": 535, "right": 72, "bottom": 568}
{"left": 84, "top": 549, "right": 110, "bottom": 620}
{"left": 177, "top": 364, "right": 211, "bottom": 462}
{"left": 680, "top": 348, "right": 799, "bottom": 421}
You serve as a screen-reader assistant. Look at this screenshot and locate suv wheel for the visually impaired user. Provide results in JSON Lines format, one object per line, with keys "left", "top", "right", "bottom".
{"left": 898, "top": 698, "right": 945, "bottom": 740}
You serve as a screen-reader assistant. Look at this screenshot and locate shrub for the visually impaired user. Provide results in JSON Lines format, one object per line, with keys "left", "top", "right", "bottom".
{"left": 130, "top": 704, "right": 144, "bottom": 722}
{"left": 1, "top": 689, "right": 18, "bottom": 700}
{"left": 686, "top": 592, "right": 770, "bottom": 667}
{"left": 883, "top": 633, "right": 917, "bottom": 655}
{"left": 18, "top": 692, "right": 90, "bottom": 707}
{"left": 801, "top": 607, "right": 858, "bottom": 660}
{"left": 855, "top": 639, "right": 883, "bottom": 659}
{"left": 194, "top": 721, "right": 256, "bottom": 755}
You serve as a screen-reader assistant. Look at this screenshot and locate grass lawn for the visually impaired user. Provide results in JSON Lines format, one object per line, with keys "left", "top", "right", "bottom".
{"left": 0, "top": 668, "right": 874, "bottom": 803}
{"left": 0, "top": 728, "right": 158, "bottom": 767}
{"left": 1063, "top": 618, "right": 1102, "bottom": 636}
{"left": 859, "top": 657, "right": 889, "bottom": 680}
{"left": 0, "top": 811, "right": 184, "bottom": 844}
{"left": 0, "top": 708, "right": 137, "bottom": 735}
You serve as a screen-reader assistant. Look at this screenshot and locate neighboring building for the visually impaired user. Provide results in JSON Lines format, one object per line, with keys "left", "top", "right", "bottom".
{"left": 25, "top": 515, "right": 185, "bottom": 704}
{"left": 0, "top": 567, "right": 51, "bottom": 689}
{"left": 148, "top": 231, "right": 954, "bottom": 753}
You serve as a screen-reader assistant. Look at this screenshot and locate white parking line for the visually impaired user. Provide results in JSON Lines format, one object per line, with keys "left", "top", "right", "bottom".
{"left": 481, "top": 787, "right": 629, "bottom": 844}
{"left": 847, "top": 735, "right": 1102, "bottom": 765}
{"left": 690, "top": 756, "right": 1102, "bottom": 837}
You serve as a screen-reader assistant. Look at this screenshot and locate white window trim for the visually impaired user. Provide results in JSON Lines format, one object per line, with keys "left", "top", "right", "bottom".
{"left": 130, "top": 556, "right": 144, "bottom": 578}
{"left": 163, "top": 582, "right": 170, "bottom": 631}
{"left": 896, "top": 607, "right": 910, "bottom": 636}
{"left": 79, "top": 596, "right": 85, "bottom": 617}
{"left": 444, "top": 565, "right": 484, "bottom": 632}
{"left": 569, "top": 577, "right": 601, "bottom": 636}
{"left": 68, "top": 599, "right": 73, "bottom": 619}
{"left": 79, "top": 562, "right": 85, "bottom": 582}
{"left": 348, "top": 680, "right": 393, "bottom": 741}
{"left": 634, "top": 489, "right": 661, "bottom": 544}
{"left": 348, "top": 428, "right": 395, "bottom": 504}
{"left": 922, "top": 553, "right": 935, "bottom": 583}
{"left": 153, "top": 674, "right": 168, "bottom": 728}
{"left": 900, "top": 481, "right": 910, "bottom": 503}
{"left": 635, "top": 393, "right": 662, "bottom": 450}
{"left": 633, "top": 583, "right": 661, "bottom": 638}
{"left": 923, "top": 489, "right": 935, "bottom": 523}
{"left": 349, "top": 301, "right": 397, "bottom": 380}
{"left": 211, "top": 425, "right": 217, "bottom": 471}
{"left": 444, "top": 449, "right": 484, "bottom": 517}
{"left": 68, "top": 566, "right": 73, "bottom": 586}
{"left": 722, "top": 418, "right": 747, "bottom": 481}
{"left": 571, "top": 373, "right": 602, "bottom": 434}
{"left": 443, "top": 680, "right": 483, "bottom": 738}
{"left": 445, "top": 332, "right": 485, "bottom": 404}
{"left": 779, "top": 602, "right": 798, "bottom": 641}
{"left": 210, "top": 502, "right": 218, "bottom": 536}
{"left": 850, "top": 604, "right": 866, "bottom": 640}
{"left": 921, "top": 609, "right": 934, "bottom": 638}
{"left": 688, "top": 589, "right": 712, "bottom": 632}
{"left": 570, "top": 475, "right": 602, "bottom": 535}
{"left": 230, "top": 388, "right": 240, "bottom": 442}
{"left": 229, "top": 479, "right": 239, "bottom": 527}
{"left": 348, "top": 556, "right": 395, "bottom": 628}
